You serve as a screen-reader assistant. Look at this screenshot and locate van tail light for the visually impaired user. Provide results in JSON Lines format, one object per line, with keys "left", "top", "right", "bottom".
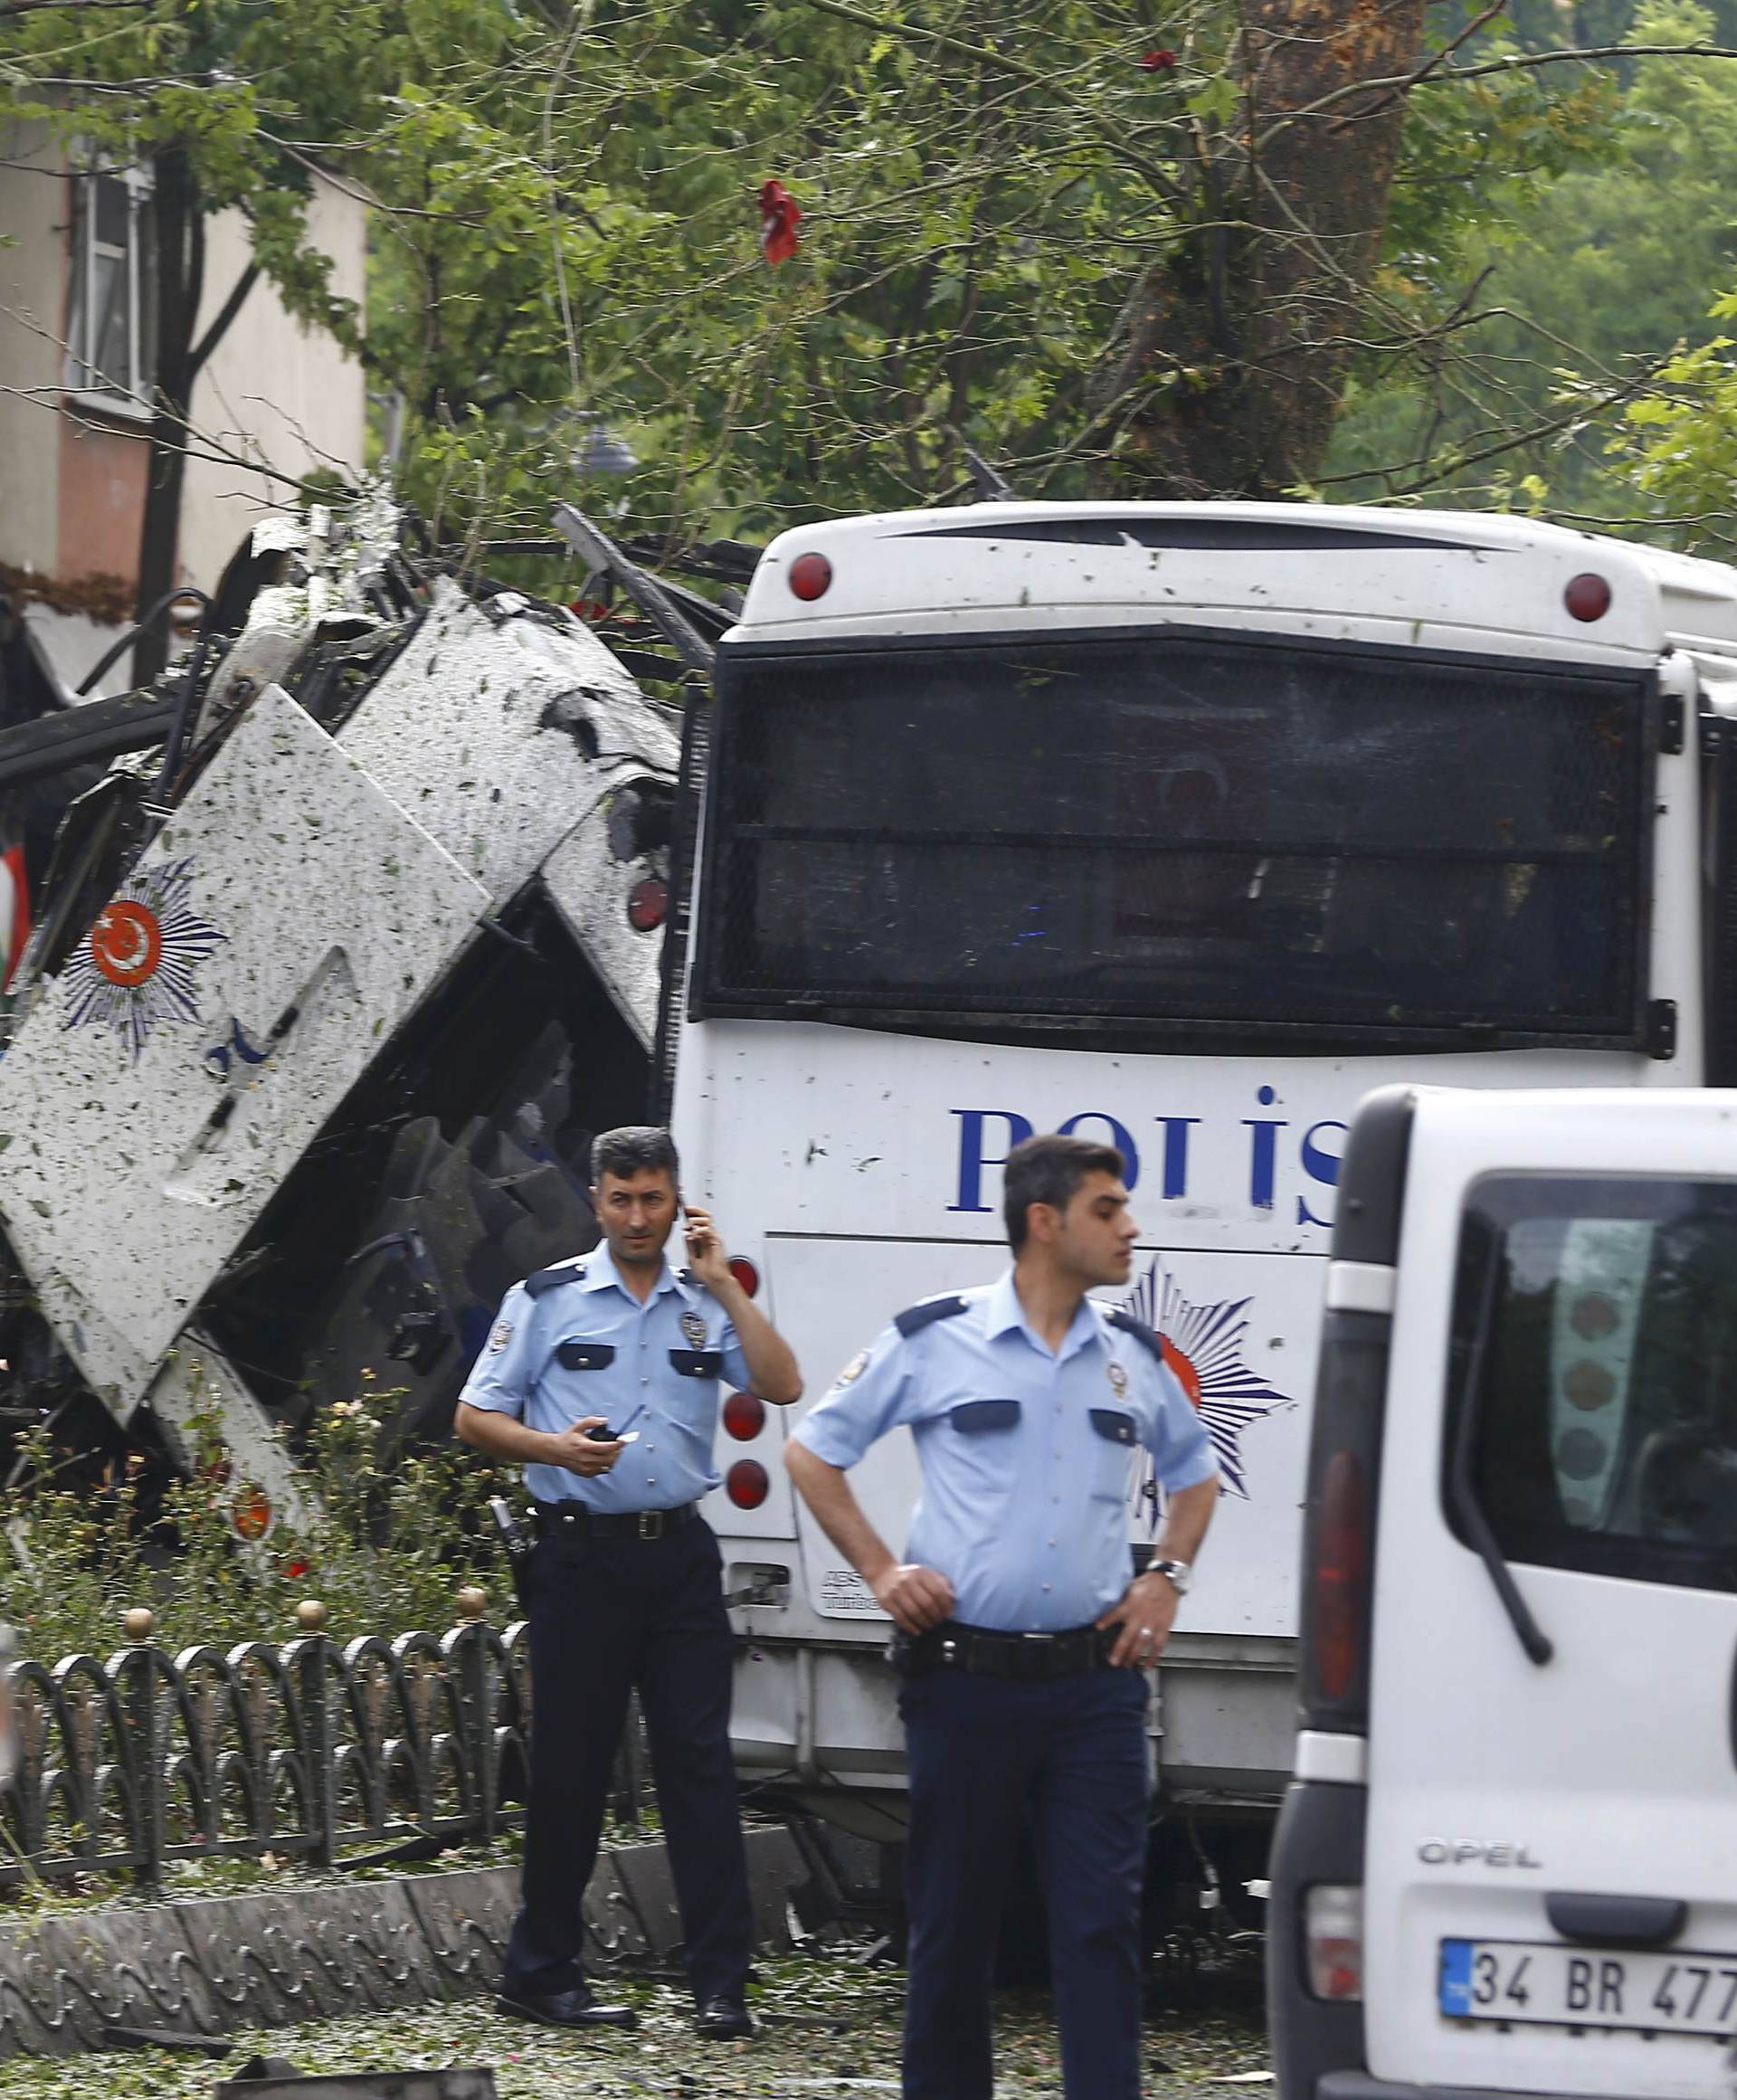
{"left": 726, "top": 1459, "right": 769, "bottom": 1509}
{"left": 1312, "top": 1449, "right": 1370, "bottom": 1703}
{"left": 727, "top": 1257, "right": 759, "bottom": 1297}
{"left": 1305, "top": 1884, "right": 1364, "bottom": 2000}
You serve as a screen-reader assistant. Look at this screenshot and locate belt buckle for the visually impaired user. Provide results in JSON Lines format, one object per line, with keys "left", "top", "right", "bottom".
{"left": 638, "top": 1511, "right": 663, "bottom": 1541}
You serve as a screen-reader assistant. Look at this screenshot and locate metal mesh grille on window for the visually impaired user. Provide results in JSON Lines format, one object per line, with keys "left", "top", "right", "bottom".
{"left": 702, "top": 637, "right": 1647, "bottom": 1040}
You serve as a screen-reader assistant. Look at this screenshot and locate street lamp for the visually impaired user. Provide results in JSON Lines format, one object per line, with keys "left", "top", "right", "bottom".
{"left": 572, "top": 413, "right": 639, "bottom": 476}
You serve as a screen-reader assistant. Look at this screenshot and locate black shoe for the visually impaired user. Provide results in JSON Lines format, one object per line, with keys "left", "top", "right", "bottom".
{"left": 494, "top": 1982, "right": 638, "bottom": 2030}
{"left": 694, "top": 1996, "right": 755, "bottom": 2040}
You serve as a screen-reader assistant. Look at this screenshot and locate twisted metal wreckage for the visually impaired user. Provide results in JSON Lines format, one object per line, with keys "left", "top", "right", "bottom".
{"left": 0, "top": 497, "right": 743, "bottom": 1534}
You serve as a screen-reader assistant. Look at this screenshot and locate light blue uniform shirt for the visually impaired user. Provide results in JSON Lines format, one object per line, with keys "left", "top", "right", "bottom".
{"left": 457, "top": 1244, "right": 750, "bottom": 1511}
{"left": 793, "top": 1270, "right": 1218, "bottom": 1633}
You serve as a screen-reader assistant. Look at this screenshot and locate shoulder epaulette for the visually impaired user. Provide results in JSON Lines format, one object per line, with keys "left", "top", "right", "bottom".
{"left": 675, "top": 1266, "right": 698, "bottom": 1286}
{"left": 1106, "top": 1306, "right": 1165, "bottom": 1366}
{"left": 895, "top": 1294, "right": 970, "bottom": 1338}
{"left": 525, "top": 1261, "right": 587, "bottom": 1298}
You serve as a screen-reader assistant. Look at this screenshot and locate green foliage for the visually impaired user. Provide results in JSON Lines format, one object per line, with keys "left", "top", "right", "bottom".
{"left": 0, "top": 1380, "right": 507, "bottom": 1662}
{"left": 1326, "top": 0, "right": 1737, "bottom": 543}
{"left": 369, "top": 0, "right": 1196, "bottom": 541}
{"left": 13, "top": 0, "right": 1737, "bottom": 549}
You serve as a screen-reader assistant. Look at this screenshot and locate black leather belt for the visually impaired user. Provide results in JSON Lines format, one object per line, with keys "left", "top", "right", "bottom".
{"left": 892, "top": 1620, "right": 1119, "bottom": 1680}
{"left": 530, "top": 1497, "right": 698, "bottom": 1541}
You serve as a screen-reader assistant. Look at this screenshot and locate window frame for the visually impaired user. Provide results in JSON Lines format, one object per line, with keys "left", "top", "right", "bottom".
{"left": 63, "top": 156, "right": 154, "bottom": 419}
{"left": 693, "top": 622, "right": 1660, "bottom": 1057}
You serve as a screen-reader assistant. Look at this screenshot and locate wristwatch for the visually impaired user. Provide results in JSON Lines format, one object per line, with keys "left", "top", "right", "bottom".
{"left": 1149, "top": 1557, "right": 1192, "bottom": 1595}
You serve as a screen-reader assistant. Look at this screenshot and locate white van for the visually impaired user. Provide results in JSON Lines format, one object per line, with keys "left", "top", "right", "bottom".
{"left": 1268, "top": 1083, "right": 1737, "bottom": 2100}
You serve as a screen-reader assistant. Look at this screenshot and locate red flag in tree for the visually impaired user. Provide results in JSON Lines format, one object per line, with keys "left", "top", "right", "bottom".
{"left": 757, "top": 179, "right": 803, "bottom": 267}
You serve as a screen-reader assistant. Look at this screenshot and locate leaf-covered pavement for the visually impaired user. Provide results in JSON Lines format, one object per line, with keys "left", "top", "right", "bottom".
{"left": 0, "top": 1953, "right": 1270, "bottom": 2096}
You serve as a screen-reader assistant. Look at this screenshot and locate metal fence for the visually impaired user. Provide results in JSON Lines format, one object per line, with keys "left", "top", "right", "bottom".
{"left": 1, "top": 1592, "right": 544, "bottom": 1889}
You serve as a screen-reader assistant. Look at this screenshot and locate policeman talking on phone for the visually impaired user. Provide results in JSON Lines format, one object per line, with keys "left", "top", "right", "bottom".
{"left": 456, "top": 1125, "right": 802, "bottom": 2039}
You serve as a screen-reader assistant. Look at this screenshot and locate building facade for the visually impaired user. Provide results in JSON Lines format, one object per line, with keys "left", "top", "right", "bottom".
{"left": 0, "top": 119, "right": 368, "bottom": 697}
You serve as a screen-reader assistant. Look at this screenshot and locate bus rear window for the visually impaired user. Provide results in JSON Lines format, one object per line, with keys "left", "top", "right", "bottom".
{"left": 698, "top": 632, "right": 1650, "bottom": 1046}
{"left": 1450, "top": 1176, "right": 1737, "bottom": 1595}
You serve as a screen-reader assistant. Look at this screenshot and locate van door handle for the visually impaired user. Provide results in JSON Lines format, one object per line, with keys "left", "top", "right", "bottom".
{"left": 1546, "top": 1893, "right": 1686, "bottom": 1947}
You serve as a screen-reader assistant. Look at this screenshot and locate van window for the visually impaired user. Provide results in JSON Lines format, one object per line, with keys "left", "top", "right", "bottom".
{"left": 1449, "top": 1175, "right": 1737, "bottom": 1594}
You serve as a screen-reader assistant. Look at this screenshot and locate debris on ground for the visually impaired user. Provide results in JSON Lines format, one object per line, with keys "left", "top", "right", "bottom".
{"left": 0, "top": 1959, "right": 1268, "bottom": 2098}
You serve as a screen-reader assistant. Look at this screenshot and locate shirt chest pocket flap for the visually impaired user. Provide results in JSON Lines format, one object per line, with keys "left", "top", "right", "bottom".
{"left": 555, "top": 1341, "right": 615, "bottom": 1371}
{"left": 669, "top": 1348, "right": 724, "bottom": 1378}
{"left": 1088, "top": 1408, "right": 1138, "bottom": 1497}
{"left": 949, "top": 1399, "right": 1021, "bottom": 1433}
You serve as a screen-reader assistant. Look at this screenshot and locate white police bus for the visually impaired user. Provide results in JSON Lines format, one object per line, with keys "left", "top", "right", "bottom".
{"left": 666, "top": 499, "right": 1736, "bottom": 1875}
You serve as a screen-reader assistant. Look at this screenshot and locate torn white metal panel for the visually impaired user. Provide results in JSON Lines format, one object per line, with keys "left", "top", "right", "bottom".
{"left": 542, "top": 797, "right": 665, "bottom": 1047}
{"left": 337, "top": 580, "right": 679, "bottom": 910}
{"left": 147, "top": 1339, "right": 310, "bottom": 1538}
{"left": 198, "top": 584, "right": 327, "bottom": 719}
{"left": 0, "top": 682, "right": 487, "bottom": 1416}
{"left": 20, "top": 605, "right": 132, "bottom": 703}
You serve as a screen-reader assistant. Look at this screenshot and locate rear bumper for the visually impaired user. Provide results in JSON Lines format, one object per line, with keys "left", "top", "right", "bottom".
{"left": 1267, "top": 1777, "right": 1367, "bottom": 2098}
{"left": 1323, "top": 2080, "right": 1614, "bottom": 2100}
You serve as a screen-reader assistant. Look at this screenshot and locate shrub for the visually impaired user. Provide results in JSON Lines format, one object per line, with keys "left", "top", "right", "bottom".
{"left": 1, "top": 1374, "right": 510, "bottom": 1661}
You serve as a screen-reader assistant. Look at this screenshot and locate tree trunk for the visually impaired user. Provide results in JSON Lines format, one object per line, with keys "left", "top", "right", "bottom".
{"left": 133, "top": 145, "right": 204, "bottom": 687}
{"left": 1089, "top": 0, "right": 1428, "bottom": 497}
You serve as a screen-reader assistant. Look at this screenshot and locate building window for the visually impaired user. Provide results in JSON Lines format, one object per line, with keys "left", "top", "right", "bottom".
{"left": 65, "top": 161, "right": 155, "bottom": 408}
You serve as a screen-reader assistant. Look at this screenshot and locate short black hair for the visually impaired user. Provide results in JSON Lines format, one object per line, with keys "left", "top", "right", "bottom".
{"left": 1003, "top": 1133, "right": 1125, "bottom": 1252}
{"left": 591, "top": 1125, "right": 680, "bottom": 1186}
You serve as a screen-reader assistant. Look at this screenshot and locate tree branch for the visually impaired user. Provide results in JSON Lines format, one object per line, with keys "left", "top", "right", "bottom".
{"left": 798, "top": 0, "right": 1190, "bottom": 205}
{"left": 187, "top": 261, "right": 259, "bottom": 379}
{"left": 1261, "top": 37, "right": 1737, "bottom": 146}
{"left": 0, "top": 0, "right": 149, "bottom": 14}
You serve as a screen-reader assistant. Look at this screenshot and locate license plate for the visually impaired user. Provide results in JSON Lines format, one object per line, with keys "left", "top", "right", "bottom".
{"left": 1441, "top": 1939, "right": 1737, "bottom": 2038}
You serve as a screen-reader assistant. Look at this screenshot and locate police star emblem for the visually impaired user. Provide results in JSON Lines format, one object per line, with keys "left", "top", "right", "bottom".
{"left": 489, "top": 1321, "right": 513, "bottom": 1354}
{"left": 1106, "top": 1360, "right": 1129, "bottom": 1399}
{"left": 837, "top": 1349, "right": 869, "bottom": 1387}
{"left": 680, "top": 1310, "right": 708, "bottom": 1346}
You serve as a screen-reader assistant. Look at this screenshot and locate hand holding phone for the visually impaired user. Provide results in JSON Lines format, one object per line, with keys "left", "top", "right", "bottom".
{"left": 681, "top": 1203, "right": 729, "bottom": 1288}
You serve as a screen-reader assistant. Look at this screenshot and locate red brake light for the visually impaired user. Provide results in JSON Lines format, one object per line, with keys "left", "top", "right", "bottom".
{"left": 628, "top": 876, "right": 667, "bottom": 931}
{"left": 787, "top": 553, "right": 832, "bottom": 602}
{"left": 723, "top": 1391, "right": 766, "bottom": 1441}
{"left": 726, "top": 1459, "right": 770, "bottom": 1509}
{"left": 1312, "top": 1450, "right": 1368, "bottom": 1703}
{"left": 1564, "top": 572, "right": 1611, "bottom": 622}
{"left": 727, "top": 1256, "right": 759, "bottom": 1297}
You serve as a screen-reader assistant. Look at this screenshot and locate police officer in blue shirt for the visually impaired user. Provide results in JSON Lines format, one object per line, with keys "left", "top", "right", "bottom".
{"left": 456, "top": 1126, "right": 802, "bottom": 2040}
{"left": 786, "top": 1133, "right": 1219, "bottom": 2100}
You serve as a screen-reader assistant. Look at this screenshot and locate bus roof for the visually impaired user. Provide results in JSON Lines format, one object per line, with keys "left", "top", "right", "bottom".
{"left": 733, "top": 500, "right": 1737, "bottom": 664}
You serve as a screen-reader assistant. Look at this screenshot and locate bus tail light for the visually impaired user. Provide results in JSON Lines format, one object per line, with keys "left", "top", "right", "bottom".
{"left": 726, "top": 1459, "right": 770, "bottom": 1508}
{"left": 787, "top": 553, "right": 832, "bottom": 601}
{"left": 1305, "top": 1884, "right": 1364, "bottom": 2000}
{"left": 1312, "top": 1450, "right": 1369, "bottom": 1702}
{"left": 723, "top": 1392, "right": 765, "bottom": 1441}
{"left": 628, "top": 877, "right": 667, "bottom": 931}
{"left": 727, "top": 1257, "right": 760, "bottom": 1297}
{"left": 1564, "top": 572, "right": 1611, "bottom": 622}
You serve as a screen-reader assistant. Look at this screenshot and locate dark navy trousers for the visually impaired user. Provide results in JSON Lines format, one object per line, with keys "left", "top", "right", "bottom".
{"left": 898, "top": 1664, "right": 1150, "bottom": 2100}
{"left": 503, "top": 1516, "right": 754, "bottom": 2007}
